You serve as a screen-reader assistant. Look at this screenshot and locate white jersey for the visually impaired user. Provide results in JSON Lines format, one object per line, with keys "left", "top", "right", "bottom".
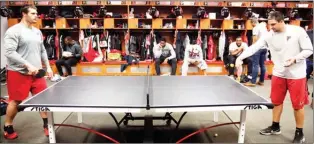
{"left": 218, "top": 31, "right": 225, "bottom": 60}
{"left": 182, "top": 44, "right": 207, "bottom": 76}
{"left": 184, "top": 44, "right": 203, "bottom": 61}
{"left": 238, "top": 24, "right": 313, "bottom": 79}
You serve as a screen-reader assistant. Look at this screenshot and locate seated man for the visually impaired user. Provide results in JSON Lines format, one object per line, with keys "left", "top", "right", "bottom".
{"left": 228, "top": 36, "right": 252, "bottom": 79}
{"left": 182, "top": 40, "right": 207, "bottom": 76}
{"left": 153, "top": 38, "right": 177, "bottom": 76}
{"left": 55, "top": 36, "right": 83, "bottom": 77}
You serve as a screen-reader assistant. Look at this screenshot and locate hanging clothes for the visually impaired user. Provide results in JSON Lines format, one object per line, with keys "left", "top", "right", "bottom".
{"left": 174, "top": 31, "right": 183, "bottom": 61}
{"left": 59, "top": 35, "right": 64, "bottom": 59}
{"left": 83, "top": 36, "right": 100, "bottom": 62}
{"left": 99, "top": 30, "right": 109, "bottom": 50}
{"left": 207, "top": 35, "right": 215, "bottom": 60}
{"left": 223, "top": 34, "right": 232, "bottom": 67}
{"left": 148, "top": 31, "right": 154, "bottom": 59}
{"left": 79, "top": 30, "right": 84, "bottom": 46}
{"left": 124, "top": 31, "right": 130, "bottom": 55}
{"left": 54, "top": 35, "right": 60, "bottom": 60}
{"left": 93, "top": 34, "right": 104, "bottom": 62}
{"left": 241, "top": 30, "right": 248, "bottom": 44}
{"left": 44, "top": 34, "right": 57, "bottom": 60}
{"left": 218, "top": 31, "right": 226, "bottom": 60}
{"left": 202, "top": 34, "right": 207, "bottom": 60}
{"left": 182, "top": 34, "right": 190, "bottom": 60}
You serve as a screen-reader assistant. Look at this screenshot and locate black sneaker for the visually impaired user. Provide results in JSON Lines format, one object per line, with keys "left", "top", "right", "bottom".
{"left": 3, "top": 125, "right": 18, "bottom": 139}
{"left": 259, "top": 126, "right": 281, "bottom": 135}
{"left": 293, "top": 130, "right": 305, "bottom": 143}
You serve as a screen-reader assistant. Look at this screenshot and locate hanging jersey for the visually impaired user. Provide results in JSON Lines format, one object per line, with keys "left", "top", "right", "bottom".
{"left": 207, "top": 35, "right": 215, "bottom": 60}
{"left": 218, "top": 31, "right": 225, "bottom": 60}
{"left": 186, "top": 44, "right": 203, "bottom": 60}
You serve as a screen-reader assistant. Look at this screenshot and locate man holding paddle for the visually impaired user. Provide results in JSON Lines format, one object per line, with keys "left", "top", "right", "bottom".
{"left": 236, "top": 11, "right": 312, "bottom": 143}
{"left": 3, "top": 5, "right": 53, "bottom": 139}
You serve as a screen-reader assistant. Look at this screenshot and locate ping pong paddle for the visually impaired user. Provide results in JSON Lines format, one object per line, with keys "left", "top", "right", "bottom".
{"left": 35, "top": 69, "right": 46, "bottom": 78}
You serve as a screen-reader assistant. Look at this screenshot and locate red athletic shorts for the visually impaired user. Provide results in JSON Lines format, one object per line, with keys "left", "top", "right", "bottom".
{"left": 270, "top": 76, "right": 309, "bottom": 110}
{"left": 7, "top": 70, "right": 47, "bottom": 101}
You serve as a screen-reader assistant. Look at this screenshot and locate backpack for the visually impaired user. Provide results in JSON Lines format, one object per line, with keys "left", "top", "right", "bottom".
{"left": 0, "top": 97, "right": 8, "bottom": 116}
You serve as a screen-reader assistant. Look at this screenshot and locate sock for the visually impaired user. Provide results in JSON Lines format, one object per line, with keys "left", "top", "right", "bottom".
{"left": 43, "top": 118, "right": 48, "bottom": 128}
{"left": 4, "top": 125, "right": 14, "bottom": 134}
{"left": 271, "top": 122, "right": 280, "bottom": 130}
{"left": 296, "top": 127, "right": 303, "bottom": 134}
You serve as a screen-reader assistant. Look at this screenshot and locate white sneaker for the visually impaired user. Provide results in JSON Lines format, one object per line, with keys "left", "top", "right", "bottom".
{"left": 50, "top": 74, "right": 62, "bottom": 82}
{"left": 163, "top": 23, "right": 170, "bottom": 28}
{"left": 168, "top": 23, "right": 173, "bottom": 28}
{"left": 161, "top": 72, "right": 171, "bottom": 76}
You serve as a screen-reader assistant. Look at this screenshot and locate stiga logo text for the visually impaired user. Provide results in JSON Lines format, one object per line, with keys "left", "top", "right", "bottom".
{"left": 244, "top": 105, "right": 262, "bottom": 110}
{"left": 31, "top": 107, "right": 50, "bottom": 111}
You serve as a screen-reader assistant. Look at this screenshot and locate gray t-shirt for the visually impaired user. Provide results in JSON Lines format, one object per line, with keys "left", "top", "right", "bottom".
{"left": 4, "top": 22, "right": 49, "bottom": 74}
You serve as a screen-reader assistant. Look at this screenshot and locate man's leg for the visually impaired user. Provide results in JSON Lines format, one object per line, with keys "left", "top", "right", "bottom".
{"left": 4, "top": 100, "right": 21, "bottom": 139}
{"left": 31, "top": 76, "right": 49, "bottom": 136}
{"left": 250, "top": 50, "right": 260, "bottom": 84}
{"left": 227, "top": 55, "right": 236, "bottom": 76}
{"left": 181, "top": 61, "right": 190, "bottom": 76}
{"left": 288, "top": 78, "right": 308, "bottom": 143}
{"left": 64, "top": 58, "right": 78, "bottom": 76}
{"left": 55, "top": 59, "right": 66, "bottom": 76}
{"left": 197, "top": 60, "right": 208, "bottom": 75}
{"left": 4, "top": 70, "right": 32, "bottom": 139}
{"left": 155, "top": 56, "right": 165, "bottom": 75}
{"left": 243, "top": 57, "right": 253, "bottom": 78}
{"left": 258, "top": 49, "right": 267, "bottom": 85}
{"left": 245, "top": 51, "right": 260, "bottom": 86}
{"left": 167, "top": 58, "right": 177, "bottom": 75}
{"left": 175, "top": 42, "right": 182, "bottom": 61}
{"left": 260, "top": 76, "right": 287, "bottom": 135}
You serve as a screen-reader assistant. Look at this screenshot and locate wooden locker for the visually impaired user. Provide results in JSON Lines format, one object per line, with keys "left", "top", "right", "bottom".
{"left": 8, "top": 19, "right": 20, "bottom": 28}
{"left": 56, "top": 18, "right": 67, "bottom": 28}
{"left": 222, "top": 20, "right": 233, "bottom": 30}
{"left": 290, "top": 20, "right": 300, "bottom": 26}
{"left": 80, "top": 18, "right": 91, "bottom": 29}
{"left": 245, "top": 20, "right": 253, "bottom": 30}
{"left": 32, "top": 19, "right": 42, "bottom": 29}
{"left": 152, "top": 19, "right": 163, "bottom": 29}
{"left": 128, "top": 19, "right": 138, "bottom": 28}
{"left": 104, "top": 18, "right": 114, "bottom": 28}
{"left": 200, "top": 19, "right": 210, "bottom": 29}
{"left": 176, "top": 19, "right": 187, "bottom": 29}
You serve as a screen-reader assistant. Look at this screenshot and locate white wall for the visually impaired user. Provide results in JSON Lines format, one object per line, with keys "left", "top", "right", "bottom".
{"left": 1, "top": 16, "right": 8, "bottom": 68}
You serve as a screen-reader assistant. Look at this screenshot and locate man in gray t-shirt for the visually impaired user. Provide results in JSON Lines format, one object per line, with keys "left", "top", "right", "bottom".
{"left": 3, "top": 5, "right": 53, "bottom": 139}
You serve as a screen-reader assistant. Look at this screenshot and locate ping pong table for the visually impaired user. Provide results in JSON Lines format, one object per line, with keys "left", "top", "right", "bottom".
{"left": 19, "top": 75, "right": 273, "bottom": 143}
